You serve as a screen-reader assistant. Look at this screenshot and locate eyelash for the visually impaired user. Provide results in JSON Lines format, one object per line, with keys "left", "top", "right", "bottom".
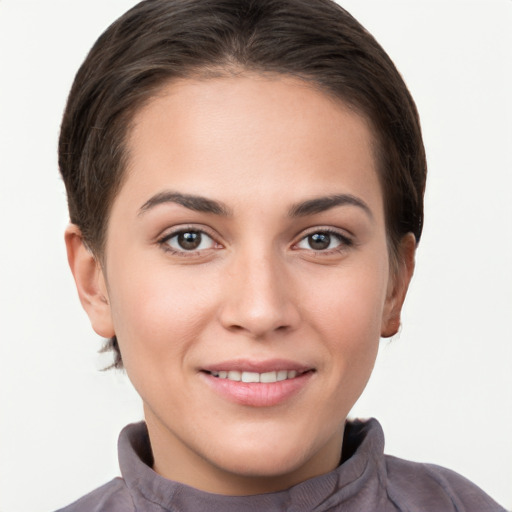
{"left": 158, "top": 226, "right": 220, "bottom": 256}
{"left": 293, "top": 228, "right": 354, "bottom": 255}
{"left": 157, "top": 226, "right": 353, "bottom": 257}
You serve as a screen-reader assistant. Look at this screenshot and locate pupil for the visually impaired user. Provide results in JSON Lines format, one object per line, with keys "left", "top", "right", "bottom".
{"left": 178, "top": 231, "right": 201, "bottom": 250}
{"left": 309, "top": 233, "right": 330, "bottom": 250}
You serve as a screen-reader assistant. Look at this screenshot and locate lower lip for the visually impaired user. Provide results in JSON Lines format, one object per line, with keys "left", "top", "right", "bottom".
{"left": 201, "top": 371, "right": 314, "bottom": 407}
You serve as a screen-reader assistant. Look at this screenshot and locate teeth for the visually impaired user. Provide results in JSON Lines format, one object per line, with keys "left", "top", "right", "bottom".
{"left": 241, "top": 372, "right": 260, "bottom": 383}
{"left": 211, "top": 370, "right": 302, "bottom": 383}
{"left": 277, "top": 370, "right": 288, "bottom": 381}
{"left": 260, "top": 371, "right": 277, "bottom": 383}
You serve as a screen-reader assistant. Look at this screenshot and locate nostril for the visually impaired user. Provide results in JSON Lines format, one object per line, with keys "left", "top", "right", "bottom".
{"left": 226, "top": 323, "right": 291, "bottom": 337}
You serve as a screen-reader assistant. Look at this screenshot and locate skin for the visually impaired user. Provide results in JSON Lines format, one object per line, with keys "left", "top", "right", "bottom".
{"left": 66, "top": 74, "right": 415, "bottom": 495}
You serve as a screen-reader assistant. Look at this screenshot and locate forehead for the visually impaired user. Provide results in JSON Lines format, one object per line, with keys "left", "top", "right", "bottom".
{"left": 119, "top": 74, "right": 382, "bottom": 217}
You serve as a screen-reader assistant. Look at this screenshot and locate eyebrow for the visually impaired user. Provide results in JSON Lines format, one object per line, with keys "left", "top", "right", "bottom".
{"left": 288, "top": 194, "right": 373, "bottom": 219}
{"left": 138, "top": 191, "right": 232, "bottom": 216}
{"left": 138, "top": 190, "right": 372, "bottom": 219}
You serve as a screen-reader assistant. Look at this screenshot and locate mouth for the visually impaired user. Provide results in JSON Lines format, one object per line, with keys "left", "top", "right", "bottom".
{"left": 200, "top": 361, "right": 315, "bottom": 407}
{"left": 204, "top": 369, "right": 311, "bottom": 383}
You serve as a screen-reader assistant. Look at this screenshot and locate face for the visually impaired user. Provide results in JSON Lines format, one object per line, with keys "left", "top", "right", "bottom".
{"left": 69, "top": 74, "right": 413, "bottom": 495}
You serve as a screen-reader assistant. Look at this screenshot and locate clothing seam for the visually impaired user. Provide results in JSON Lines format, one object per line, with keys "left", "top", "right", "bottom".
{"left": 133, "top": 477, "right": 177, "bottom": 512}
{"left": 422, "top": 463, "right": 463, "bottom": 512}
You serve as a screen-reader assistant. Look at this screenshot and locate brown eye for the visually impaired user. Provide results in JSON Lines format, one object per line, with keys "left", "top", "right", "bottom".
{"left": 307, "top": 233, "right": 331, "bottom": 250}
{"left": 164, "top": 230, "right": 215, "bottom": 252}
{"left": 178, "top": 231, "right": 202, "bottom": 250}
{"left": 296, "top": 230, "right": 350, "bottom": 252}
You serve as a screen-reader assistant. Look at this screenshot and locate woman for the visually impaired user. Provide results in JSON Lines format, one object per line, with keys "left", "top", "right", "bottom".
{"left": 55, "top": 0, "right": 505, "bottom": 510}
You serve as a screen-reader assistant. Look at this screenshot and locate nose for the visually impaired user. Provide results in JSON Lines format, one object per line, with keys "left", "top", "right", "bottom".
{"left": 218, "top": 248, "right": 301, "bottom": 339}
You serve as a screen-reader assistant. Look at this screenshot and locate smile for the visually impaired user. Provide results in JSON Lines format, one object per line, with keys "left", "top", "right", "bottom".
{"left": 201, "top": 364, "right": 315, "bottom": 407}
{"left": 207, "top": 370, "right": 303, "bottom": 383}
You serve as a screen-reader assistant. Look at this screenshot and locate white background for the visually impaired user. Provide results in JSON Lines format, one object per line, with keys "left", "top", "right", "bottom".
{"left": 0, "top": 1, "right": 511, "bottom": 510}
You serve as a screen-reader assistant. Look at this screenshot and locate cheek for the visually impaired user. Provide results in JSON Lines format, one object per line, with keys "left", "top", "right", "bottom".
{"left": 307, "top": 262, "right": 388, "bottom": 333}
{"left": 106, "top": 262, "right": 217, "bottom": 367}
{"left": 303, "top": 263, "right": 388, "bottom": 377}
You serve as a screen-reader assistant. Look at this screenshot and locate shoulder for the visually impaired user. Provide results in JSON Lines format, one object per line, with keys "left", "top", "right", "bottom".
{"left": 55, "top": 478, "right": 134, "bottom": 512}
{"left": 384, "top": 455, "right": 506, "bottom": 512}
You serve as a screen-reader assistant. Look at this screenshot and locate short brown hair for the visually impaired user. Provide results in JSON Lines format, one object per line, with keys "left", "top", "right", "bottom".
{"left": 59, "top": 0, "right": 427, "bottom": 367}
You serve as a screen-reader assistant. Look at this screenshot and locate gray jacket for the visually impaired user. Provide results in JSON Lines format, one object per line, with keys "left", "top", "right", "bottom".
{"left": 56, "top": 418, "right": 506, "bottom": 511}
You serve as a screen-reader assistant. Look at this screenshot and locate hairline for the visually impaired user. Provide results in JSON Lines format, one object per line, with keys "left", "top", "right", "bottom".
{"left": 89, "top": 70, "right": 404, "bottom": 285}
{"left": 90, "top": 67, "right": 397, "bottom": 261}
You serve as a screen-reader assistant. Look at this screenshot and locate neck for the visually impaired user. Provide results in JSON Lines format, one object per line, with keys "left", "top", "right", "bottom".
{"left": 144, "top": 405, "right": 344, "bottom": 495}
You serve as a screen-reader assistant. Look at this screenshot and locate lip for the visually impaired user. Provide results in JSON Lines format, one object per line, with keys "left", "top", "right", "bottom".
{"left": 201, "top": 358, "right": 312, "bottom": 374}
{"left": 200, "top": 359, "right": 315, "bottom": 407}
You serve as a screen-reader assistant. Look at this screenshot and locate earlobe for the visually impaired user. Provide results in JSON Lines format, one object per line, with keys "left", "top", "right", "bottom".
{"left": 381, "top": 233, "right": 416, "bottom": 338}
{"left": 64, "top": 224, "right": 115, "bottom": 338}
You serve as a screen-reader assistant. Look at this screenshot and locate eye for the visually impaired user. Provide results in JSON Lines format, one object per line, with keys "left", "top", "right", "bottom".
{"left": 295, "top": 230, "right": 351, "bottom": 251}
{"left": 162, "top": 229, "right": 216, "bottom": 252}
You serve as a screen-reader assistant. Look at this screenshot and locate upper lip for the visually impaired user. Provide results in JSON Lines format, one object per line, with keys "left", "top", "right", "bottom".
{"left": 201, "top": 358, "right": 314, "bottom": 374}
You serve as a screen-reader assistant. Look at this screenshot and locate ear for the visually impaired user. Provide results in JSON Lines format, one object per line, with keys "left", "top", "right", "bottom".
{"left": 65, "top": 224, "right": 115, "bottom": 338}
{"left": 381, "top": 233, "right": 416, "bottom": 338}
